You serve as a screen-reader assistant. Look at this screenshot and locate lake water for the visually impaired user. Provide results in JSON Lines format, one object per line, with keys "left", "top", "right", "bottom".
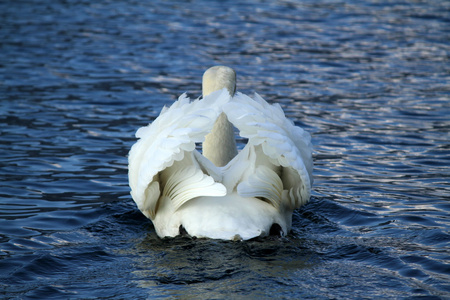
{"left": 1, "top": 0, "right": 449, "bottom": 298}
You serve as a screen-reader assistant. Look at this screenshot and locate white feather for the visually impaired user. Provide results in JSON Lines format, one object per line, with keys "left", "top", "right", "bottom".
{"left": 128, "top": 66, "right": 313, "bottom": 240}
{"left": 128, "top": 89, "right": 230, "bottom": 219}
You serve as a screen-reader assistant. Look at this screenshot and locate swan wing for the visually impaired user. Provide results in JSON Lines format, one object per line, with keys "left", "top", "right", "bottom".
{"left": 128, "top": 89, "right": 230, "bottom": 219}
{"left": 224, "top": 92, "right": 313, "bottom": 211}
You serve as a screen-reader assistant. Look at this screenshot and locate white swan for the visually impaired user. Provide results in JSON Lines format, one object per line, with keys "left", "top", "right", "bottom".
{"left": 128, "top": 66, "right": 313, "bottom": 240}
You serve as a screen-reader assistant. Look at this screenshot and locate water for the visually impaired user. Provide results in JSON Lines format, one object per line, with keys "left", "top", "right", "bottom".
{"left": 1, "top": 0, "right": 449, "bottom": 298}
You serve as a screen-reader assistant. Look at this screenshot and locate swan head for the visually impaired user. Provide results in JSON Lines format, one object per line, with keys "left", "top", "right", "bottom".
{"left": 202, "top": 66, "right": 236, "bottom": 97}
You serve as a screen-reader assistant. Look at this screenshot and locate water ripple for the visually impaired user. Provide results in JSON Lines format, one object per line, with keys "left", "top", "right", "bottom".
{"left": 1, "top": 0, "right": 450, "bottom": 298}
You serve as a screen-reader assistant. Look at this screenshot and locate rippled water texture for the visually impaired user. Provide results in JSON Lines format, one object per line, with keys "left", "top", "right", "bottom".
{"left": 1, "top": 0, "right": 450, "bottom": 298}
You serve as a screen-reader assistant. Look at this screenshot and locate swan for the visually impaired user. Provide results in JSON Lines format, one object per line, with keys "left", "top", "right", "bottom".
{"left": 128, "top": 66, "right": 313, "bottom": 240}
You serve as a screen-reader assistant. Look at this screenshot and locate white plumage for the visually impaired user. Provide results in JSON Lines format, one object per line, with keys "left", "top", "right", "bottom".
{"left": 128, "top": 66, "right": 313, "bottom": 240}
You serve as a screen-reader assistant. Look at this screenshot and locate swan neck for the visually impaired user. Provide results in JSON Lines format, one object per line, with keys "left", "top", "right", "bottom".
{"left": 203, "top": 112, "right": 237, "bottom": 167}
{"left": 202, "top": 66, "right": 238, "bottom": 167}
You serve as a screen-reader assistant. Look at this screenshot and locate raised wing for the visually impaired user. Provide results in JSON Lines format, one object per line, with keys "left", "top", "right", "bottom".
{"left": 128, "top": 89, "right": 230, "bottom": 219}
{"left": 223, "top": 92, "right": 313, "bottom": 212}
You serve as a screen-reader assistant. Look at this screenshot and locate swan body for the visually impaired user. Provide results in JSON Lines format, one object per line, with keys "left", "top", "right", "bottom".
{"left": 128, "top": 66, "right": 313, "bottom": 240}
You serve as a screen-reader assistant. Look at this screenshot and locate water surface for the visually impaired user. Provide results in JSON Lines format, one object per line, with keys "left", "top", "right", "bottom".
{"left": 1, "top": 0, "right": 450, "bottom": 298}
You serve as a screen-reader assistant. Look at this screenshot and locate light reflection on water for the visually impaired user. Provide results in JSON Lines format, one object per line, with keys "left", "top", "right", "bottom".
{"left": 1, "top": 0, "right": 450, "bottom": 298}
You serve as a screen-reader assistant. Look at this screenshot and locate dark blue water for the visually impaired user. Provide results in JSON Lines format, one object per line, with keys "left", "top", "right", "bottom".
{"left": 1, "top": 0, "right": 449, "bottom": 298}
